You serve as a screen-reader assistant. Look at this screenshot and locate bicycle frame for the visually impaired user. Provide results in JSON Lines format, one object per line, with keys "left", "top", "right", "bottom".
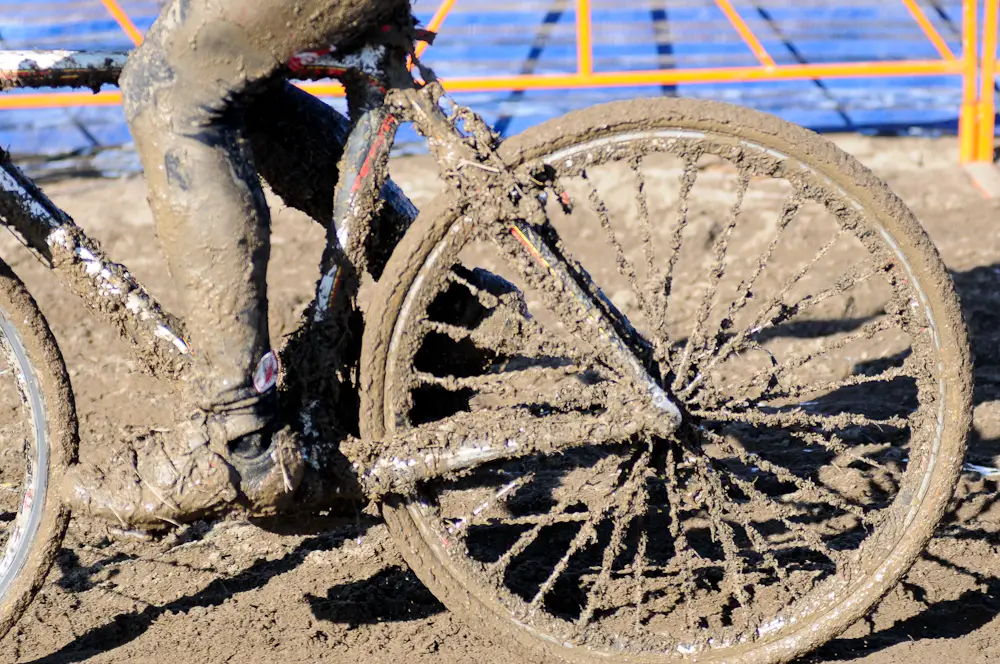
{"left": 0, "top": 38, "right": 684, "bottom": 499}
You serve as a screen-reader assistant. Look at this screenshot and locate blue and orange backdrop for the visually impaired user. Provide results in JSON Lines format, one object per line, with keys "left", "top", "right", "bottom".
{"left": 1, "top": 0, "right": 998, "bottom": 165}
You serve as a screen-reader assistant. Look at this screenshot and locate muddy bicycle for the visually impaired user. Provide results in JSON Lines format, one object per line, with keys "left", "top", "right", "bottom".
{"left": 0, "top": 25, "right": 973, "bottom": 664}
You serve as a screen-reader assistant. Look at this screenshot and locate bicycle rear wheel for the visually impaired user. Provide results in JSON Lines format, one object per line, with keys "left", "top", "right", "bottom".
{"left": 361, "top": 98, "right": 971, "bottom": 663}
{"left": 0, "top": 260, "right": 76, "bottom": 640}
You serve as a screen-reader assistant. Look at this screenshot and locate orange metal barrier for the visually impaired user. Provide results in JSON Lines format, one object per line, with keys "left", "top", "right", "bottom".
{"left": 99, "top": 0, "right": 143, "bottom": 47}
{"left": 978, "top": 0, "right": 1000, "bottom": 162}
{"left": 1, "top": 0, "right": 995, "bottom": 164}
{"left": 714, "top": 0, "right": 776, "bottom": 67}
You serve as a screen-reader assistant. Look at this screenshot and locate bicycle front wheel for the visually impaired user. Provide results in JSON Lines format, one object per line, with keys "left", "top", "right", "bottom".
{"left": 360, "top": 98, "right": 972, "bottom": 663}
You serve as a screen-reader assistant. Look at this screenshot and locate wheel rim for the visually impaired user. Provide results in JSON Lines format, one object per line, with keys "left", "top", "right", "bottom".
{"left": 0, "top": 310, "right": 48, "bottom": 602}
{"left": 381, "top": 128, "right": 952, "bottom": 659}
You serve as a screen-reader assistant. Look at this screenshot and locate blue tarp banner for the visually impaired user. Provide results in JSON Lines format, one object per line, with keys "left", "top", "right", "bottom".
{"left": 0, "top": 0, "right": 971, "bottom": 164}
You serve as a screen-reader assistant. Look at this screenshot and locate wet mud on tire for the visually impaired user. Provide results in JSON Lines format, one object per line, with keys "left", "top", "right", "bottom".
{"left": 0, "top": 135, "right": 996, "bottom": 663}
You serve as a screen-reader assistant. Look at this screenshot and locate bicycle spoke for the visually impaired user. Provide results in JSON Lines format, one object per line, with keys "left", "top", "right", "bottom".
{"left": 423, "top": 319, "right": 475, "bottom": 342}
{"left": 762, "top": 364, "right": 910, "bottom": 410}
{"left": 530, "top": 450, "right": 651, "bottom": 611}
{"left": 660, "top": 443, "right": 688, "bottom": 543}
{"left": 688, "top": 455, "right": 750, "bottom": 615}
{"left": 445, "top": 269, "right": 502, "bottom": 309}
{"left": 628, "top": 157, "right": 676, "bottom": 378}
{"left": 726, "top": 193, "right": 804, "bottom": 324}
{"left": 489, "top": 454, "right": 624, "bottom": 580}
{"left": 446, "top": 475, "right": 533, "bottom": 535}
{"left": 578, "top": 451, "right": 652, "bottom": 626}
{"left": 713, "top": 476, "right": 830, "bottom": 622}
{"left": 583, "top": 169, "right": 652, "bottom": 321}
{"left": 693, "top": 407, "right": 908, "bottom": 434}
{"left": 421, "top": 303, "right": 593, "bottom": 368}
{"left": 681, "top": 255, "right": 880, "bottom": 399}
{"left": 691, "top": 193, "right": 804, "bottom": 369}
{"left": 789, "top": 430, "right": 887, "bottom": 471}
{"left": 659, "top": 155, "right": 700, "bottom": 330}
{"left": 672, "top": 173, "right": 751, "bottom": 392}
{"left": 695, "top": 455, "right": 819, "bottom": 591}
{"left": 629, "top": 527, "right": 650, "bottom": 632}
{"left": 722, "top": 471, "right": 833, "bottom": 555}
{"left": 698, "top": 428, "right": 869, "bottom": 520}
{"left": 718, "top": 317, "right": 897, "bottom": 408}
{"left": 631, "top": 158, "right": 661, "bottom": 307}
{"left": 470, "top": 512, "right": 593, "bottom": 528}
{"left": 657, "top": 443, "right": 704, "bottom": 627}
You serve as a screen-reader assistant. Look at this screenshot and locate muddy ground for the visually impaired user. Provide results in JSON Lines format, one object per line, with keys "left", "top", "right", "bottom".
{"left": 1, "top": 135, "right": 1000, "bottom": 663}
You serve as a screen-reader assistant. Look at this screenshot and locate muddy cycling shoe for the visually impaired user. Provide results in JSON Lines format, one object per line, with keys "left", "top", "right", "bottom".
{"left": 64, "top": 429, "right": 239, "bottom": 529}
{"left": 65, "top": 420, "right": 306, "bottom": 529}
{"left": 227, "top": 424, "right": 307, "bottom": 515}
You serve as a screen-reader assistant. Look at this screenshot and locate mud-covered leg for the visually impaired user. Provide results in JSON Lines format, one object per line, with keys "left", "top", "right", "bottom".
{"left": 66, "top": 0, "right": 411, "bottom": 528}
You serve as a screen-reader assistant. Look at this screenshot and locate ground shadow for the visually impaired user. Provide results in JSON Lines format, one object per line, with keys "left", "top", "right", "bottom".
{"left": 808, "top": 559, "right": 1000, "bottom": 661}
{"left": 54, "top": 549, "right": 136, "bottom": 593}
{"left": 306, "top": 566, "right": 444, "bottom": 627}
{"left": 26, "top": 524, "right": 371, "bottom": 664}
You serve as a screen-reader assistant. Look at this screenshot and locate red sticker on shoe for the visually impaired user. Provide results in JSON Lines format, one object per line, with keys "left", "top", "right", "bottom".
{"left": 253, "top": 351, "right": 279, "bottom": 394}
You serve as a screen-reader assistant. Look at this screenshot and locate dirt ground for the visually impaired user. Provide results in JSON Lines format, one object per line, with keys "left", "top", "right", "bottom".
{"left": 1, "top": 133, "right": 1000, "bottom": 664}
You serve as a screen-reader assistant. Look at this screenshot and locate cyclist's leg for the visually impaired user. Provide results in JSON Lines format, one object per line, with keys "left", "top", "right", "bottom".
{"left": 122, "top": 0, "right": 406, "bottom": 441}
{"left": 68, "top": 0, "right": 410, "bottom": 527}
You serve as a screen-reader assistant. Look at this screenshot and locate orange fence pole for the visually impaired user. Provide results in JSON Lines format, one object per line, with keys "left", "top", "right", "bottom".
{"left": 293, "top": 60, "right": 962, "bottom": 97}
{"left": 0, "top": 91, "right": 124, "bottom": 110}
{"left": 415, "top": 0, "right": 458, "bottom": 58}
{"left": 960, "top": 0, "right": 979, "bottom": 163}
{"left": 99, "top": 0, "right": 143, "bottom": 46}
{"left": 0, "top": 59, "right": 967, "bottom": 110}
{"left": 714, "top": 0, "right": 775, "bottom": 67}
{"left": 978, "top": 0, "right": 999, "bottom": 161}
{"left": 576, "top": 0, "right": 594, "bottom": 75}
{"left": 902, "top": 0, "right": 958, "bottom": 60}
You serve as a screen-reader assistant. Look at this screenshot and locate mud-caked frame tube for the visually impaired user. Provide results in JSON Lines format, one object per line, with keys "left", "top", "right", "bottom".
{"left": 311, "top": 45, "right": 402, "bottom": 325}
{"left": 0, "top": 154, "right": 191, "bottom": 376}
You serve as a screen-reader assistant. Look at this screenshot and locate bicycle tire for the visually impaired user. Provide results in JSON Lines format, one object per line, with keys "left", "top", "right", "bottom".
{"left": 0, "top": 259, "right": 77, "bottom": 641}
{"left": 360, "top": 97, "right": 972, "bottom": 663}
